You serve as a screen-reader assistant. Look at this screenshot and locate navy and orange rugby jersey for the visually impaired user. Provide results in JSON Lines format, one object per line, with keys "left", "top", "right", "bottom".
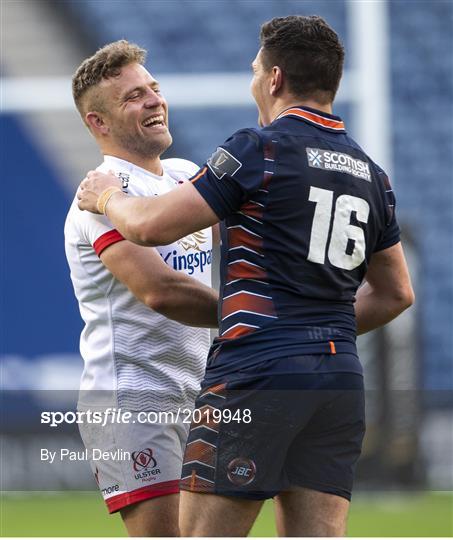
{"left": 191, "top": 106, "right": 400, "bottom": 381}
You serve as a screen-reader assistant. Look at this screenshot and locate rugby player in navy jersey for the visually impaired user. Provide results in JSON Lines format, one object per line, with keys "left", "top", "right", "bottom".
{"left": 77, "top": 15, "right": 414, "bottom": 537}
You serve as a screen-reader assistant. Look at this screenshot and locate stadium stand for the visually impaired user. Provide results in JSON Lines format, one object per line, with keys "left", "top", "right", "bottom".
{"left": 389, "top": 0, "right": 453, "bottom": 393}
{"left": 62, "top": 0, "right": 348, "bottom": 72}
{"left": 60, "top": 0, "right": 350, "bottom": 165}
{"left": 2, "top": 114, "right": 82, "bottom": 357}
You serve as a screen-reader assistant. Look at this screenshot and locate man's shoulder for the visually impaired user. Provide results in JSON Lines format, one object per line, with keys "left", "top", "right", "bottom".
{"left": 64, "top": 195, "right": 79, "bottom": 233}
{"left": 64, "top": 187, "right": 113, "bottom": 245}
{"left": 338, "top": 137, "right": 390, "bottom": 182}
{"left": 65, "top": 161, "right": 105, "bottom": 227}
{"left": 225, "top": 127, "right": 262, "bottom": 145}
{"left": 217, "top": 127, "right": 264, "bottom": 160}
{"left": 95, "top": 161, "right": 111, "bottom": 174}
{"left": 162, "top": 158, "right": 199, "bottom": 178}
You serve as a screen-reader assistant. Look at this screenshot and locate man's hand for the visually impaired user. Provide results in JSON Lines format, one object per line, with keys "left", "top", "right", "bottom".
{"left": 77, "top": 170, "right": 122, "bottom": 213}
{"left": 76, "top": 168, "right": 219, "bottom": 246}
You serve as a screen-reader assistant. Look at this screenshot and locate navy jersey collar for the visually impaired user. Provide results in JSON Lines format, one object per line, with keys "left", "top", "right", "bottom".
{"left": 275, "top": 106, "right": 346, "bottom": 133}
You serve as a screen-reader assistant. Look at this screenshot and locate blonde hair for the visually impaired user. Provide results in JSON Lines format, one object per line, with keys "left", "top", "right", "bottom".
{"left": 72, "top": 40, "right": 146, "bottom": 121}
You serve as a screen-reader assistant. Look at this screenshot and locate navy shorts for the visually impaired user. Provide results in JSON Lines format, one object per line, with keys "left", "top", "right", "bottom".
{"left": 180, "top": 355, "right": 365, "bottom": 501}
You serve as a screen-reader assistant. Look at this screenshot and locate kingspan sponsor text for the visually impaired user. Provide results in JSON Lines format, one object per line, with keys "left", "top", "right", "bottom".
{"left": 161, "top": 248, "right": 212, "bottom": 275}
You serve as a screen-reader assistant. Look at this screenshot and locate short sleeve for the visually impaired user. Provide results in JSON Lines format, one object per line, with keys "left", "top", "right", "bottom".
{"left": 374, "top": 170, "right": 401, "bottom": 252}
{"left": 190, "top": 129, "right": 265, "bottom": 220}
{"left": 77, "top": 204, "right": 125, "bottom": 256}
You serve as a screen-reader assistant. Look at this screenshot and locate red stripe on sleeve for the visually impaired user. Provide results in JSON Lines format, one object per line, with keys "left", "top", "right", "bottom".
{"left": 93, "top": 229, "right": 125, "bottom": 256}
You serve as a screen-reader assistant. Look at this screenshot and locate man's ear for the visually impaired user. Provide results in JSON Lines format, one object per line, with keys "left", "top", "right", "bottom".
{"left": 85, "top": 112, "right": 109, "bottom": 136}
{"left": 270, "top": 66, "right": 283, "bottom": 96}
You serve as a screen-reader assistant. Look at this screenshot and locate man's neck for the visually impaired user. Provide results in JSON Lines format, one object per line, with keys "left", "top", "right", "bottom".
{"left": 102, "top": 148, "right": 163, "bottom": 176}
{"left": 270, "top": 98, "right": 333, "bottom": 124}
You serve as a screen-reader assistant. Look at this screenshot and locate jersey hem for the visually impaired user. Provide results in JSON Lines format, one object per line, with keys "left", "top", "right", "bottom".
{"left": 202, "top": 368, "right": 364, "bottom": 389}
{"left": 289, "top": 477, "right": 352, "bottom": 501}
{"left": 106, "top": 479, "right": 180, "bottom": 513}
{"left": 373, "top": 236, "right": 400, "bottom": 253}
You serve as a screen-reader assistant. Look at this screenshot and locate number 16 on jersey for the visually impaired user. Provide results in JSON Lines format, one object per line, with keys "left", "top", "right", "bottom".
{"left": 307, "top": 186, "right": 370, "bottom": 271}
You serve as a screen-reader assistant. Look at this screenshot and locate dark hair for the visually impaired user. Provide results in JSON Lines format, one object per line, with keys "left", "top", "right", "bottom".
{"left": 260, "top": 15, "right": 344, "bottom": 103}
{"left": 72, "top": 40, "right": 146, "bottom": 120}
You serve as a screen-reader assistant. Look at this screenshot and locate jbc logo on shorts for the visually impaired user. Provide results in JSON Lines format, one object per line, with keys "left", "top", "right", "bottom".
{"left": 132, "top": 448, "right": 161, "bottom": 481}
{"left": 227, "top": 457, "right": 256, "bottom": 486}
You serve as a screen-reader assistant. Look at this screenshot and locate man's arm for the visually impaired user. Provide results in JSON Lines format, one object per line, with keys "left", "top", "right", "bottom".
{"left": 100, "top": 239, "right": 218, "bottom": 328}
{"left": 78, "top": 171, "right": 219, "bottom": 246}
{"left": 355, "top": 242, "right": 415, "bottom": 335}
{"left": 212, "top": 223, "right": 221, "bottom": 246}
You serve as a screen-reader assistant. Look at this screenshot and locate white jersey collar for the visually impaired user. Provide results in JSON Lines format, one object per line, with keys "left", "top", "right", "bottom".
{"left": 103, "top": 155, "right": 167, "bottom": 181}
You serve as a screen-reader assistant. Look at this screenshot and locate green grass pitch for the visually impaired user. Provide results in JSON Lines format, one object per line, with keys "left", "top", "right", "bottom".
{"left": 1, "top": 491, "right": 452, "bottom": 536}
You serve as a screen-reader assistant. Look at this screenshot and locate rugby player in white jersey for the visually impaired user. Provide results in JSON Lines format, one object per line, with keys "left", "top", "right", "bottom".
{"left": 64, "top": 41, "right": 218, "bottom": 536}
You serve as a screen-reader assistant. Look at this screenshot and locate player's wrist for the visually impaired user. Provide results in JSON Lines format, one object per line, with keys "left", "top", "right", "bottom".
{"left": 97, "top": 187, "right": 123, "bottom": 215}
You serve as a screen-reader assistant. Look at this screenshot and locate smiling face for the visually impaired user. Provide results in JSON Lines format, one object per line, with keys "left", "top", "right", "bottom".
{"left": 91, "top": 62, "right": 172, "bottom": 160}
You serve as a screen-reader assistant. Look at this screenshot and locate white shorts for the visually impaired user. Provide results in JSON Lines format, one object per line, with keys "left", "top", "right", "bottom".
{"left": 78, "top": 410, "right": 189, "bottom": 513}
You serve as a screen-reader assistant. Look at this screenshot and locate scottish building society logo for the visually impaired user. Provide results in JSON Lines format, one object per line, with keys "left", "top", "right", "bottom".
{"left": 307, "top": 148, "right": 323, "bottom": 168}
{"left": 306, "top": 147, "right": 371, "bottom": 181}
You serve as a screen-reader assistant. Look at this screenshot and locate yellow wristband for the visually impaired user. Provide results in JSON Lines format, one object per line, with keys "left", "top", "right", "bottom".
{"left": 97, "top": 187, "right": 122, "bottom": 215}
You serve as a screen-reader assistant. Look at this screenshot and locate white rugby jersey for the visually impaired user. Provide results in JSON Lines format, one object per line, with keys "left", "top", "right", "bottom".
{"left": 64, "top": 156, "right": 212, "bottom": 412}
